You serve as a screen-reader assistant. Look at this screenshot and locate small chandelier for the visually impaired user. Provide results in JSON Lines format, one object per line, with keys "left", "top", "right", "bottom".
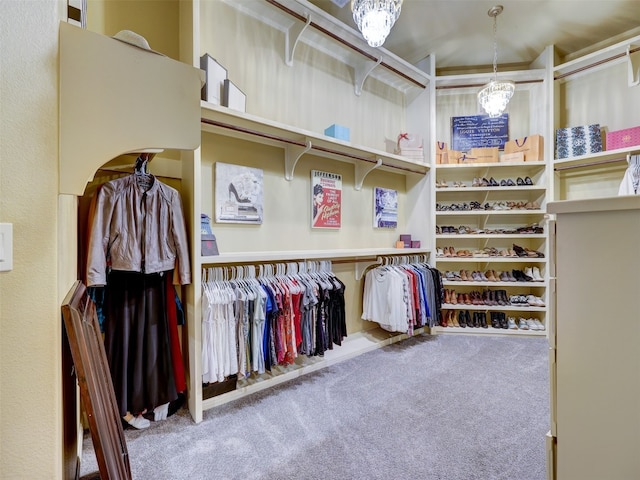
{"left": 351, "top": 0, "right": 403, "bottom": 48}
{"left": 478, "top": 5, "right": 515, "bottom": 118}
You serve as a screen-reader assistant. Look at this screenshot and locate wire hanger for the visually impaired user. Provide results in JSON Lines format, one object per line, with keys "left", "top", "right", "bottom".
{"left": 134, "top": 152, "right": 156, "bottom": 191}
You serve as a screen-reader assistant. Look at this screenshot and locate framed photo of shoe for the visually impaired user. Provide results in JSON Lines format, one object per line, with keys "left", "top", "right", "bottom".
{"left": 215, "top": 162, "right": 264, "bottom": 224}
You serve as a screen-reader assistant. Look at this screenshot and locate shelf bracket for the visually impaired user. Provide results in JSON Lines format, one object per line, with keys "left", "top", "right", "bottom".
{"left": 285, "top": 13, "right": 311, "bottom": 67}
{"left": 284, "top": 139, "right": 312, "bottom": 181}
{"left": 354, "top": 158, "right": 382, "bottom": 190}
{"left": 627, "top": 44, "right": 640, "bottom": 87}
{"left": 354, "top": 258, "right": 381, "bottom": 280}
{"left": 354, "top": 57, "right": 382, "bottom": 96}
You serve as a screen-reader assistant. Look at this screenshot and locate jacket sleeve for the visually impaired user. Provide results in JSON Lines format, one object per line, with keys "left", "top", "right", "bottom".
{"left": 170, "top": 190, "right": 192, "bottom": 285}
{"left": 86, "top": 182, "right": 116, "bottom": 286}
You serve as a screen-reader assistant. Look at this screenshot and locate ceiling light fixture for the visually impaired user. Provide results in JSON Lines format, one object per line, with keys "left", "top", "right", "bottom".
{"left": 351, "top": 0, "right": 403, "bottom": 48}
{"left": 478, "top": 5, "right": 515, "bottom": 118}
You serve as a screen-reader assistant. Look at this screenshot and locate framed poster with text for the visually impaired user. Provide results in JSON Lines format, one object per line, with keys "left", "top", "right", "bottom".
{"left": 451, "top": 113, "right": 509, "bottom": 152}
{"left": 311, "top": 170, "right": 342, "bottom": 229}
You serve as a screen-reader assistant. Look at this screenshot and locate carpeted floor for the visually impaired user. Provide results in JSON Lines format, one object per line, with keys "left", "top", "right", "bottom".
{"left": 80, "top": 333, "right": 550, "bottom": 480}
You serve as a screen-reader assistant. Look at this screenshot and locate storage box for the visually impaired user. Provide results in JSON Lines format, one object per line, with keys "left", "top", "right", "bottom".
{"left": 606, "top": 126, "right": 640, "bottom": 150}
{"left": 500, "top": 151, "right": 525, "bottom": 163}
{"left": 324, "top": 124, "right": 350, "bottom": 141}
{"left": 395, "top": 241, "right": 405, "bottom": 249}
{"left": 399, "top": 234, "right": 412, "bottom": 248}
{"left": 504, "top": 134, "right": 544, "bottom": 161}
{"left": 200, "top": 54, "right": 227, "bottom": 104}
{"left": 446, "top": 150, "right": 464, "bottom": 164}
{"left": 397, "top": 133, "right": 423, "bottom": 149}
{"left": 469, "top": 147, "right": 499, "bottom": 163}
{"left": 410, "top": 240, "right": 421, "bottom": 248}
{"left": 555, "top": 125, "right": 602, "bottom": 159}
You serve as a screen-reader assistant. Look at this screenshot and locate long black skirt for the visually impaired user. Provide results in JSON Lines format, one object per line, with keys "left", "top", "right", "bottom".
{"left": 104, "top": 270, "right": 177, "bottom": 417}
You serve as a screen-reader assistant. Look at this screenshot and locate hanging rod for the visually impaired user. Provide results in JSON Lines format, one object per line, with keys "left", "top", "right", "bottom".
{"left": 264, "top": 0, "right": 427, "bottom": 89}
{"left": 554, "top": 157, "right": 629, "bottom": 171}
{"left": 436, "top": 78, "right": 544, "bottom": 90}
{"left": 555, "top": 46, "right": 640, "bottom": 80}
{"left": 201, "top": 117, "right": 427, "bottom": 175}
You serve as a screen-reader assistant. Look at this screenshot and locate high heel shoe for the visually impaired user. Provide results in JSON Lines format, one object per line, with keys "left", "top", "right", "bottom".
{"left": 229, "top": 182, "right": 252, "bottom": 203}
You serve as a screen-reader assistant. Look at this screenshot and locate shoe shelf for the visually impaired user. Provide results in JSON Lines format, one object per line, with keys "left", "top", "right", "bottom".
{"left": 435, "top": 161, "right": 545, "bottom": 171}
{"left": 436, "top": 210, "right": 546, "bottom": 216}
{"left": 442, "top": 281, "right": 546, "bottom": 288}
{"left": 431, "top": 325, "right": 545, "bottom": 337}
{"left": 436, "top": 234, "right": 546, "bottom": 239}
{"left": 436, "top": 186, "right": 546, "bottom": 192}
{"left": 435, "top": 257, "right": 547, "bottom": 263}
{"left": 441, "top": 304, "right": 547, "bottom": 312}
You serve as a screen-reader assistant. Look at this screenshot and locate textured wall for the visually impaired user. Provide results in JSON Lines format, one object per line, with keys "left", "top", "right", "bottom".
{"left": 0, "top": 1, "right": 62, "bottom": 478}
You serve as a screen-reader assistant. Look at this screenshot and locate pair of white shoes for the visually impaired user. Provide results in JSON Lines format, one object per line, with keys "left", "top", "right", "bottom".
{"left": 521, "top": 318, "right": 545, "bottom": 331}
{"left": 125, "top": 402, "right": 170, "bottom": 430}
{"left": 524, "top": 266, "right": 544, "bottom": 282}
{"left": 526, "top": 295, "right": 545, "bottom": 307}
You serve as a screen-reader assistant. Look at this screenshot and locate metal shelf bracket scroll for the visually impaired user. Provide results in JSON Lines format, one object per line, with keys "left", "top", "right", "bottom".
{"left": 354, "top": 158, "right": 382, "bottom": 190}
{"left": 284, "top": 139, "right": 312, "bottom": 180}
{"left": 285, "top": 13, "right": 311, "bottom": 66}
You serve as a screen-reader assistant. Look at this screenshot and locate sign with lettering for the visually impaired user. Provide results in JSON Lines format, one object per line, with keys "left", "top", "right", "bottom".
{"left": 311, "top": 170, "right": 342, "bottom": 229}
{"left": 451, "top": 114, "right": 509, "bottom": 152}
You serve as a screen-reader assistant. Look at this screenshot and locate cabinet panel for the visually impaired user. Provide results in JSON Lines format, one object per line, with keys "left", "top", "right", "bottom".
{"left": 550, "top": 197, "right": 640, "bottom": 479}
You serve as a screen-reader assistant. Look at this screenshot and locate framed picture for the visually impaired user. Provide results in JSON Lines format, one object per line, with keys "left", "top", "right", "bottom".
{"left": 311, "top": 170, "right": 341, "bottom": 229}
{"left": 215, "top": 162, "right": 263, "bottom": 224}
{"left": 223, "top": 79, "right": 246, "bottom": 113}
{"left": 373, "top": 187, "right": 398, "bottom": 228}
{"left": 200, "top": 54, "right": 227, "bottom": 105}
{"left": 451, "top": 113, "right": 509, "bottom": 151}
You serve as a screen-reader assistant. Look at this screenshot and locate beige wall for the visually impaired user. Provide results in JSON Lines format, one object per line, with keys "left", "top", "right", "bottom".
{"left": 0, "top": 1, "right": 64, "bottom": 479}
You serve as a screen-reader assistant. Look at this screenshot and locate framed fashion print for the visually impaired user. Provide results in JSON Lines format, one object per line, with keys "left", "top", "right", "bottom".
{"left": 311, "top": 170, "right": 341, "bottom": 229}
{"left": 215, "top": 162, "right": 263, "bottom": 224}
{"left": 373, "top": 187, "right": 398, "bottom": 228}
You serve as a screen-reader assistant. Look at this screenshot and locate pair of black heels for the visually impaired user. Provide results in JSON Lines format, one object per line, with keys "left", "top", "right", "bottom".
{"left": 516, "top": 176, "right": 534, "bottom": 186}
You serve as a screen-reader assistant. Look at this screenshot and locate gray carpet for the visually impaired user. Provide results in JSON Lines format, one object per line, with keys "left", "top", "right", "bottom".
{"left": 81, "top": 334, "right": 550, "bottom": 480}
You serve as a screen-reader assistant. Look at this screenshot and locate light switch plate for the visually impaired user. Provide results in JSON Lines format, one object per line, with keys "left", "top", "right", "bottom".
{"left": 0, "top": 223, "right": 13, "bottom": 272}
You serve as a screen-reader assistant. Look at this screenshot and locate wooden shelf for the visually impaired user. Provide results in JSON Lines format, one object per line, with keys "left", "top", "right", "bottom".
{"left": 435, "top": 257, "right": 547, "bottom": 263}
{"left": 442, "top": 281, "right": 546, "bottom": 288}
{"left": 431, "top": 325, "right": 546, "bottom": 337}
{"left": 201, "top": 102, "right": 430, "bottom": 179}
{"left": 436, "top": 234, "right": 546, "bottom": 239}
{"left": 221, "top": 0, "right": 431, "bottom": 96}
{"left": 436, "top": 186, "right": 546, "bottom": 193}
{"left": 201, "top": 247, "right": 430, "bottom": 264}
{"left": 441, "top": 304, "right": 547, "bottom": 312}
{"left": 436, "top": 161, "right": 546, "bottom": 170}
{"left": 436, "top": 210, "right": 546, "bottom": 216}
{"left": 554, "top": 145, "right": 640, "bottom": 170}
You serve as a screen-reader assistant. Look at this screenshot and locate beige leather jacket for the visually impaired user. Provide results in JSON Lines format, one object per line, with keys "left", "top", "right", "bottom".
{"left": 87, "top": 175, "right": 191, "bottom": 286}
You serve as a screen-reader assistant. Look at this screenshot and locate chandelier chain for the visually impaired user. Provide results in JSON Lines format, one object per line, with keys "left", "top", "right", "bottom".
{"left": 493, "top": 13, "right": 498, "bottom": 80}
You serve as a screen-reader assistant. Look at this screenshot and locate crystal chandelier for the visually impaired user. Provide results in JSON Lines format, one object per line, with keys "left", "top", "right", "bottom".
{"left": 478, "top": 5, "right": 515, "bottom": 118}
{"left": 351, "top": 0, "right": 403, "bottom": 48}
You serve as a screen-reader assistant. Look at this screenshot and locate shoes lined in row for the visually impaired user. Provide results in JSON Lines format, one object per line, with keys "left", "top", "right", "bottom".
{"left": 437, "top": 224, "right": 544, "bottom": 235}
{"left": 435, "top": 177, "right": 534, "bottom": 188}
{"left": 443, "top": 267, "right": 544, "bottom": 283}
{"left": 440, "top": 310, "right": 545, "bottom": 331}
{"left": 436, "top": 245, "right": 544, "bottom": 258}
{"left": 436, "top": 201, "right": 541, "bottom": 211}
{"left": 444, "top": 289, "right": 545, "bottom": 307}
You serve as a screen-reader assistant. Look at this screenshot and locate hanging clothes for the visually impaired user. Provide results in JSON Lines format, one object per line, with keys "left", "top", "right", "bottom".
{"left": 619, "top": 154, "right": 640, "bottom": 195}
{"left": 86, "top": 165, "right": 191, "bottom": 417}
{"left": 200, "top": 262, "right": 347, "bottom": 385}
{"left": 362, "top": 258, "right": 442, "bottom": 334}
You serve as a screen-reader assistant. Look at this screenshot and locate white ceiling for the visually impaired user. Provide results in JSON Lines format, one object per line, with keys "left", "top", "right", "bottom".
{"left": 307, "top": 0, "right": 640, "bottom": 71}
